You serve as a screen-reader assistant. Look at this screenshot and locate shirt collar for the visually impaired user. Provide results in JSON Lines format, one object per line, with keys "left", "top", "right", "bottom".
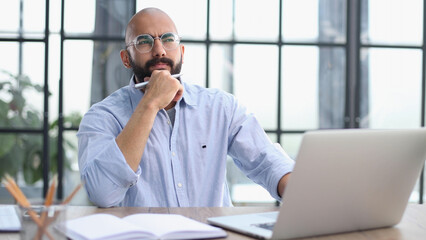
{"left": 181, "top": 82, "right": 197, "bottom": 107}
{"left": 129, "top": 75, "right": 137, "bottom": 87}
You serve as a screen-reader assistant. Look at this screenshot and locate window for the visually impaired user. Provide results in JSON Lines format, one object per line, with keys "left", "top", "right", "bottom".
{"left": 0, "top": 0, "right": 425, "bottom": 205}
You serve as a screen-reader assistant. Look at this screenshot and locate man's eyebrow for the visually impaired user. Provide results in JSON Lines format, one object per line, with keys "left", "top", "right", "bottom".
{"left": 137, "top": 32, "right": 176, "bottom": 38}
{"left": 133, "top": 33, "right": 151, "bottom": 37}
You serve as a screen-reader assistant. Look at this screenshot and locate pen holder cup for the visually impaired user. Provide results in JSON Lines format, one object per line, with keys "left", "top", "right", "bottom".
{"left": 19, "top": 204, "right": 67, "bottom": 240}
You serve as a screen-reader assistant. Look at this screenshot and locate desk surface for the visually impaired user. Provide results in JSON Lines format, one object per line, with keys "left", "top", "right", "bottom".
{"left": 1, "top": 203, "right": 425, "bottom": 239}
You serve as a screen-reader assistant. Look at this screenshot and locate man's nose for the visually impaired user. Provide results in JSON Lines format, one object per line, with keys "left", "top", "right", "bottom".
{"left": 151, "top": 38, "right": 166, "bottom": 57}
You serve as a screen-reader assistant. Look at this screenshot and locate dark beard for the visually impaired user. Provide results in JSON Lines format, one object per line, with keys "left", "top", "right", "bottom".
{"left": 129, "top": 55, "right": 182, "bottom": 82}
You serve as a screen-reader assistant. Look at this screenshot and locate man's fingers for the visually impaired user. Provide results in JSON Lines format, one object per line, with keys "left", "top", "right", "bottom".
{"left": 172, "top": 84, "right": 184, "bottom": 102}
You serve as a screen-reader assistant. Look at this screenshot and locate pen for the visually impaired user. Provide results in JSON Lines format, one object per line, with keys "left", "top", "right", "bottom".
{"left": 134, "top": 73, "right": 183, "bottom": 89}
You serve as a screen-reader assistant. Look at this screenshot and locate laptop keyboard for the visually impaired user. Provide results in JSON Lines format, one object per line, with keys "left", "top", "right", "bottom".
{"left": 252, "top": 222, "right": 275, "bottom": 231}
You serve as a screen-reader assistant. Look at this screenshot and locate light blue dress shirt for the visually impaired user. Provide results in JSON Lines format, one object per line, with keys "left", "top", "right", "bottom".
{"left": 77, "top": 77, "right": 295, "bottom": 207}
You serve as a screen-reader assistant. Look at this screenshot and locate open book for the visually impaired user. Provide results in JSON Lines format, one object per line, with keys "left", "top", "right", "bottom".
{"left": 56, "top": 213, "right": 227, "bottom": 240}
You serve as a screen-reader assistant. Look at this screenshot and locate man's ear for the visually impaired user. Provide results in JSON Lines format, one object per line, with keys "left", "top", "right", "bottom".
{"left": 120, "top": 49, "right": 132, "bottom": 68}
{"left": 180, "top": 44, "right": 185, "bottom": 63}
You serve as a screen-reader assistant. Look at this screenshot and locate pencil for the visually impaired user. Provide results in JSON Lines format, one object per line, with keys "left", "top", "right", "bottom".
{"left": 35, "top": 175, "right": 57, "bottom": 240}
{"left": 2, "top": 176, "right": 55, "bottom": 240}
{"left": 62, "top": 182, "right": 83, "bottom": 205}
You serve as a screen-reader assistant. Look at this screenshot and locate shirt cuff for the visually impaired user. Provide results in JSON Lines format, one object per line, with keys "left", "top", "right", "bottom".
{"left": 92, "top": 138, "right": 141, "bottom": 188}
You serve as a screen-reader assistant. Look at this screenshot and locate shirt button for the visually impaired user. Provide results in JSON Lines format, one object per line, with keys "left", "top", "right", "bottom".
{"left": 167, "top": 120, "right": 171, "bottom": 125}
{"left": 177, "top": 183, "right": 183, "bottom": 188}
{"left": 172, "top": 152, "right": 175, "bottom": 156}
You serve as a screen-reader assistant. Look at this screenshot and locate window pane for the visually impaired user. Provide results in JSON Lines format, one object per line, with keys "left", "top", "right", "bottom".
{"left": 0, "top": 42, "right": 45, "bottom": 128}
{"left": 0, "top": 0, "right": 45, "bottom": 38}
{"left": 210, "top": 0, "right": 233, "bottom": 40}
{"left": 235, "top": 0, "right": 279, "bottom": 41}
{"left": 0, "top": 1, "right": 20, "bottom": 37}
{"left": 282, "top": 46, "right": 319, "bottom": 130}
{"left": 360, "top": 48, "right": 422, "bottom": 128}
{"left": 0, "top": 43, "right": 19, "bottom": 74}
{"left": 282, "top": 46, "right": 345, "bottom": 130}
{"left": 234, "top": 44, "right": 278, "bottom": 129}
{"left": 64, "top": 0, "right": 95, "bottom": 34}
{"left": 0, "top": 134, "right": 44, "bottom": 189}
{"left": 281, "top": 133, "right": 303, "bottom": 159}
{"left": 23, "top": 0, "right": 46, "bottom": 37}
{"left": 283, "top": 0, "right": 346, "bottom": 43}
{"left": 64, "top": 39, "right": 133, "bottom": 119}
{"left": 267, "top": 133, "right": 277, "bottom": 143}
{"left": 65, "top": 0, "right": 132, "bottom": 38}
{"left": 209, "top": 44, "right": 234, "bottom": 92}
{"left": 63, "top": 40, "right": 94, "bottom": 117}
{"left": 318, "top": 47, "right": 346, "bottom": 129}
{"left": 361, "top": 0, "right": 423, "bottom": 46}
{"left": 22, "top": 42, "right": 45, "bottom": 123}
{"left": 91, "top": 41, "right": 132, "bottom": 105}
{"left": 0, "top": 42, "right": 45, "bottom": 86}
{"left": 22, "top": 43, "right": 45, "bottom": 87}
{"left": 181, "top": 43, "right": 206, "bottom": 87}
{"left": 49, "top": 0, "right": 62, "bottom": 33}
{"left": 137, "top": 0, "right": 207, "bottom": 40}
{"left": 283, "top": 0, "right": 318, "bottom": 41}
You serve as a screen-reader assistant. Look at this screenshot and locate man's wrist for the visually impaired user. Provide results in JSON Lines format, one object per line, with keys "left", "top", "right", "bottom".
{"left": 139, "top": 98, "right": 162, "bottom": 113}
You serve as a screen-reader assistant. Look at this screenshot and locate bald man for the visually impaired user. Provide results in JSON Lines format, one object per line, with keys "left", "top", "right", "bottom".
{"left": 77, "top": 8, "right": 294, "bottom": 207}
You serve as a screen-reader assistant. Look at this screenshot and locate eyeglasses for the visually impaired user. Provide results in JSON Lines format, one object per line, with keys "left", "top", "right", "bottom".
{"left": 126, "top": 32, "right": 181, "bottom": 53}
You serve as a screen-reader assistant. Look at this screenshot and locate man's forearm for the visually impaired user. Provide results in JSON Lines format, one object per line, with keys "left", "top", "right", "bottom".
{"left": 116, "top": 100, "right": 158, "bottom": 171}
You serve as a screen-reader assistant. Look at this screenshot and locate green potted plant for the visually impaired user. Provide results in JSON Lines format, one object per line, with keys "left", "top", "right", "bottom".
{"left": 0, "top": 70, "right": 81, "bottom": 184}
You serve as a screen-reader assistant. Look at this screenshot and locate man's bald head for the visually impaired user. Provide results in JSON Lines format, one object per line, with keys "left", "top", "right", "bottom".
{"left": 125, "top": 8, "right": 178, "bottom": 44}
{"left": 120, "top": 7, "right": 184, "bottom": 83}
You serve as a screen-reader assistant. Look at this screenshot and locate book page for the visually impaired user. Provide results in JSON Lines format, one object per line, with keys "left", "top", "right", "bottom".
{"left": 60, "top": 213, "right": 154, "bottom": 240}
{"left": 123, "top": 213, "right": 227, "bottom": 239}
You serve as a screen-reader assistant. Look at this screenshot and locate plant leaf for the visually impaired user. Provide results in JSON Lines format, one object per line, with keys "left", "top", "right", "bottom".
{"left": 10, "top": 93, "right": 25, "bottom": 112}
{"left": 0, "top": 143, "right": 24, "bottom": 179}
{"left": 34, "top": 84, "right": 44, "bottom": 92}
{"left": 25, "top": 110, "right": 42, "bottom": 127}
{"left": 23, "top": 147, "right": 43, "bottom": 184}
{"left": 0, "top": 134, "right": 15, "bottom": 156}
{"left": 0, "top": 100, "right": 9, "bottom": 124}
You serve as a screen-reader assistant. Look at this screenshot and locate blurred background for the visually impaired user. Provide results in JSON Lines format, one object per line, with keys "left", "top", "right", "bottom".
{"left": 0, "top": 0, "right": 425, "bottom": 206}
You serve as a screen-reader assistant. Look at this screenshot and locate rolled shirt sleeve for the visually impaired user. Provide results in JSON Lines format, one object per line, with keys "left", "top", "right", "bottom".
{"left": 77, "top": 98, "right": 141, "bottom": 207}
{"left": 227, "top": 98, "right": 295, "bottom": 201}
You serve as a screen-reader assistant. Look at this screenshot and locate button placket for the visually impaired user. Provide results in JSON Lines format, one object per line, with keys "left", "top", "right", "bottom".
{"left": 169, "top": 102, "right": 188, "bottom": 206}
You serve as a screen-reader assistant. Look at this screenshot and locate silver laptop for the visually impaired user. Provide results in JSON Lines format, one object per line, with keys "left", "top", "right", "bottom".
{"left": 208, "top": 129, "right": 426, "bottom": 239}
